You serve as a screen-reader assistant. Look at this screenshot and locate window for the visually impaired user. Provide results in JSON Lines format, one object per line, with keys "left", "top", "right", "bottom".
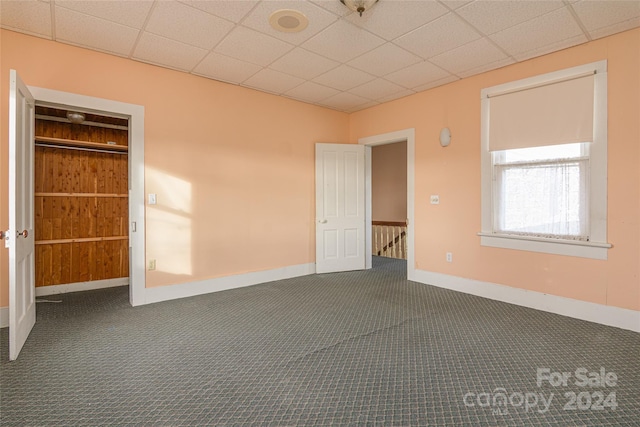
{"left": 480, "top": 61, "right": 610, "bottom": 260}
{"left": 494, "top": 143, "right": 588, "bottom": 240}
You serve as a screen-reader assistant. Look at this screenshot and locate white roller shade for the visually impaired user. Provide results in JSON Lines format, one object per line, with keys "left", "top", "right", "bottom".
{"left": 488, "top": 74, "right": 595, "bottom": 151}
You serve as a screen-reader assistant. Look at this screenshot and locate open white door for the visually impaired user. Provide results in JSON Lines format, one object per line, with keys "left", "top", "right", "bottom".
{"left": 7, "top": 70, "right": 36, "bottom": 360}
{"left": 315, "top": 143, "right": 365, "bottom": 273}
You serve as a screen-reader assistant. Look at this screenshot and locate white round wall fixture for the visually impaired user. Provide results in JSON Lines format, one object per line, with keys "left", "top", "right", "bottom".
{"left": 269, "top": 9, "right": 309, "bottom": 33}
{"left": 440, "top": 127, "right": 451, "bottom": 147}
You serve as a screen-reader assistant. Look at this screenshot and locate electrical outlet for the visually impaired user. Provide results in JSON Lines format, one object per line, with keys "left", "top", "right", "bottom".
{"left": 148, "top": 259, "right": 156, "bottom": 270}
{"left": 446, "top": 252, "right": 453, "bottom": 263}
{"left": 430, "top": 195, "right": 440, "bottom": 204}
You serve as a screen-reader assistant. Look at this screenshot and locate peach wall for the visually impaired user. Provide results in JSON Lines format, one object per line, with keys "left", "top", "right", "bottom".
{"left": 2, "top": 28, "right": 639, "bottom": 314}
{"left": 350, "top": 29, "right": 640, "bottom": 311}
{"left": 0, "top": 30, "right": 349, "bottom": 307}
{"left": 372, "top": 142, "right": 407, "bottom": 222}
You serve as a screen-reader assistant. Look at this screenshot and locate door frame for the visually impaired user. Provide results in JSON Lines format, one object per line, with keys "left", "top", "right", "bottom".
{"left": 359, "top": 128, "right": 415, "bottom": 281}
{"left": 27, "top": 86, "right": 146, "bottom": 306}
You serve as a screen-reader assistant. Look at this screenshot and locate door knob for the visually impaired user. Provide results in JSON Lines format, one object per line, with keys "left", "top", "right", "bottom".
{"left": 17, "top": 229, "right": 28, "bottom": 238}
{"left": 318, "top": 219, "right": 327, "bottom": 224}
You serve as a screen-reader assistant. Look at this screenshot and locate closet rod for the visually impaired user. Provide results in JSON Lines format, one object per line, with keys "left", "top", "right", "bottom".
{"left": 35, "top": 142, "right": 128, "bottom": 155}
{"left": 35, "top": 114, "right": 129, "bottom": 131}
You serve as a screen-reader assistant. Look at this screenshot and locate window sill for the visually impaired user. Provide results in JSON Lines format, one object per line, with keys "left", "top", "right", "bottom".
{"left": 478, "top": 232, "right": 611, "bottom": 260}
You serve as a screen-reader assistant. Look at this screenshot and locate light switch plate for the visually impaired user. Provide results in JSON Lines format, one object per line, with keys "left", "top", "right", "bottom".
{"left": 430, "top": 195, "right": 440, "bottom": 204}
{"left": 148, "top": 193, "right": 157, "bottom": 205}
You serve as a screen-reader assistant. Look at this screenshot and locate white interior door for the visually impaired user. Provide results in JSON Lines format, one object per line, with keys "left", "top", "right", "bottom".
{"left": 8, "top": 70, "right": 36, "bottom": 361}
{"left": 315, "top": 143, "right": 365, "bottom": 273}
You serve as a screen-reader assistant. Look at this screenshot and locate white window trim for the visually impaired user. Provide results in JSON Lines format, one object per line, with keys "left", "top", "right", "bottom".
{"left": 480, "top": 60, "right": 611, "bottom": 260}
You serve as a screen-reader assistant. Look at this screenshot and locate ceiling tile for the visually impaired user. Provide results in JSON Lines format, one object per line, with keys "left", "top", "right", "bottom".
{"left": 413, "top": 75, "right": 460, "bottom": 93}
{"left": 313, "top": 64, "right": 377, "bottom": 91}
{"left": 269, "top": 48, "right": 339, "bottom": 80}
{"left": 181, "top": 0, "right": 258, "bottom": 23}
{"left": 349, "top": 78, "right": 407, "bottom": 101}
{"left": 214, "top": 26, "right": 294, "bottom": 66}
{"left": 145, "top": 1, "right": 234, "bottom": 50}
{"left": 572, "top": 0, "right": 640, "bottom": 35}
{"left": 310, "top": 0, "right": 352, "bottom": 17}
{"left": 302, "top": 19, "right": 385, "bottom": 63}
{"left": 457, "top": 57, "right": 516, "bottom": 78}
{"left": 511, "top": 34, "right": 588, "bottom": 62}
{"left": 344, "top": 0, "right": 448, "bottom": 41}
{"left": 133, "top": 32, "right": 208, "bottom": 71}
{"left": 55, "top": 7, "right": 139, "bottom": 56}
{"left": 241, "top": 0, "right": 338, "bottom": 44}
{"left": 0, "top": 0, "right": 52, "bottom": 39}
{"left": 440, "top": 0, "right": 473, "bottom": 10}
{"left": 347, "top": 43, "right": 422, "bottom": 77}
{"left": 430, "top": 38, "right": 507, "bottom": 75}
{"left": 193, "top": 52, "right": 262, "bottom": 84}
{"left": 384, "top": 60, "right": 452, "bottom": 90}
{"left": 395, "top": 12, "right": 481, "bottom": 59}
{"left": 588, "top": 18, "right": 640, "bottom": 40}
{"left": 284, "top": 81, "right": 340, "bottom": 103}
{"left": 376, "top": 88, "right": 416, "bottom": 104}
{"left": 457, "top": 0, "right": 565, "bottom": 35}
{"left": 490, "top": 7, "right": 585, "bottom": 57}
{"left": 320, "top": 92, "right": 371, "bottom": 111}
{"left": 243, "top": 68, "right": 305, "bottom": 94}
{"left": 345, "top": 100, "right": 379, "bottom": 113}
{"left": 55, "top": 0, "right": 153, "bottom": 29}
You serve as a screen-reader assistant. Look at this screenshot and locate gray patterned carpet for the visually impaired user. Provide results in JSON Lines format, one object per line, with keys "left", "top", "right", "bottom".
{"left": 1, "top": 257, "right": 639, "bottom": 426}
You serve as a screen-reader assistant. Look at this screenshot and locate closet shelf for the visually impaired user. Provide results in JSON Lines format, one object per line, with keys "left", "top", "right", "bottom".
{"left": 35, "top": 136, "right": 128, "bottom": 152}
{"left": 35, "top": 236, "right": 128, "bottom": 245}
{"left": 35, "top": 192, "right": 128, "bottom": 198}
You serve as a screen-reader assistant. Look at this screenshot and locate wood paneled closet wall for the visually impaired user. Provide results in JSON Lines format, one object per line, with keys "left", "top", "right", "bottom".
{"left": 34, "top": 107, "right": 129, "bottom": 288}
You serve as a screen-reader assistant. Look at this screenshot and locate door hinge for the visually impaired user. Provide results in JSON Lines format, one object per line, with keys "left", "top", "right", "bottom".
{"left": 131, "top": 222, "right": 136, "bottom": 232}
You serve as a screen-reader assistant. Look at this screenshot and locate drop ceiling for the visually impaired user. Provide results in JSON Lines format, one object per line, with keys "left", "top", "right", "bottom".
{"left": 2, "top": 0, "right": 639, "bottom": 113}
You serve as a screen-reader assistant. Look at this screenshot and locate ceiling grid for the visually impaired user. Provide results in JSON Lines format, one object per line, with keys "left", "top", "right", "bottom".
{"left": 1, "top": 0, "right": 639, "bottom": 112}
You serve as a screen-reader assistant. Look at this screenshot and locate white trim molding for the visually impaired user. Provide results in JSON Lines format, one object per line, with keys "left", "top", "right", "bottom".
{"left": 478, "top": 233, "right": 611, "bottom": 260}
{"left": 27, "top": 86, "right": 146, "bottom": 307}
{"left": 144, "top": 263, "right": 316, "bottom": 305}
{"left": 413, "top": 269, "right": 640, "bottom": 333}
{"left": 0, "top": 307, "right": 8, "bottom": 329}
{"left": 480, "top": 60, "right": 609, "bottom": 259}
{"left": 359, "top": 128, "right": 415, "bottom": 281}
{"left": 35, "top": 278, "right": 129, "bottom": 297}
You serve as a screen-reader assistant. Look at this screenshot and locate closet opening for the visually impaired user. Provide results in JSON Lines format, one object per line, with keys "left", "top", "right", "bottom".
{"left": 33, "top": 105, "right": 130, "bottom": 298}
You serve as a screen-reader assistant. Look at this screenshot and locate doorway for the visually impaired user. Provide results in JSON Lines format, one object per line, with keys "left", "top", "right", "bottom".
{"left": 26, "top": 85, "right": 146, "bottom": 306}
{"left": 33, "top": 105, "right": 130, "bottom": 296}
{"left": 7, "top": 73, "right": 146, "bottom": 360}
{"left": 361, "top": 128, "right": 416, "bottom": 281}
{"left": 370, "top": 141, "right": 407, "bottom": 260}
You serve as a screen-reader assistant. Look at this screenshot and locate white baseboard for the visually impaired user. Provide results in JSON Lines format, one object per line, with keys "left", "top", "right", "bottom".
{"left": 35, "top": 278, "right": 129, "bottom": 297}
{"left": 413, "top": 269, "right": 640, "bottom": 333}
{"left": 143, "top": 263, "right": 316, "bottom": 305}
{"left": 0, "top": 307, "right": 8, "bottom": 328}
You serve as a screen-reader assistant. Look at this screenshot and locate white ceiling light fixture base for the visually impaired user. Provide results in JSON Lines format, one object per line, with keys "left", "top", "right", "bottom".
{"left": 340, "top": 0, "right": 379, "bottom": 17}
{"left": 66, "top": 111, "right": 86, "bottom": 124}
{"left": 269, "top": 9, "right": 309, "bottom": 33}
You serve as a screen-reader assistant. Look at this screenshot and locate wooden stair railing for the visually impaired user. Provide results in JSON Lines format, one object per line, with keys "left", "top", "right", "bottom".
{"left": 373, "top": 221, "right": 407, "bottom": 260}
